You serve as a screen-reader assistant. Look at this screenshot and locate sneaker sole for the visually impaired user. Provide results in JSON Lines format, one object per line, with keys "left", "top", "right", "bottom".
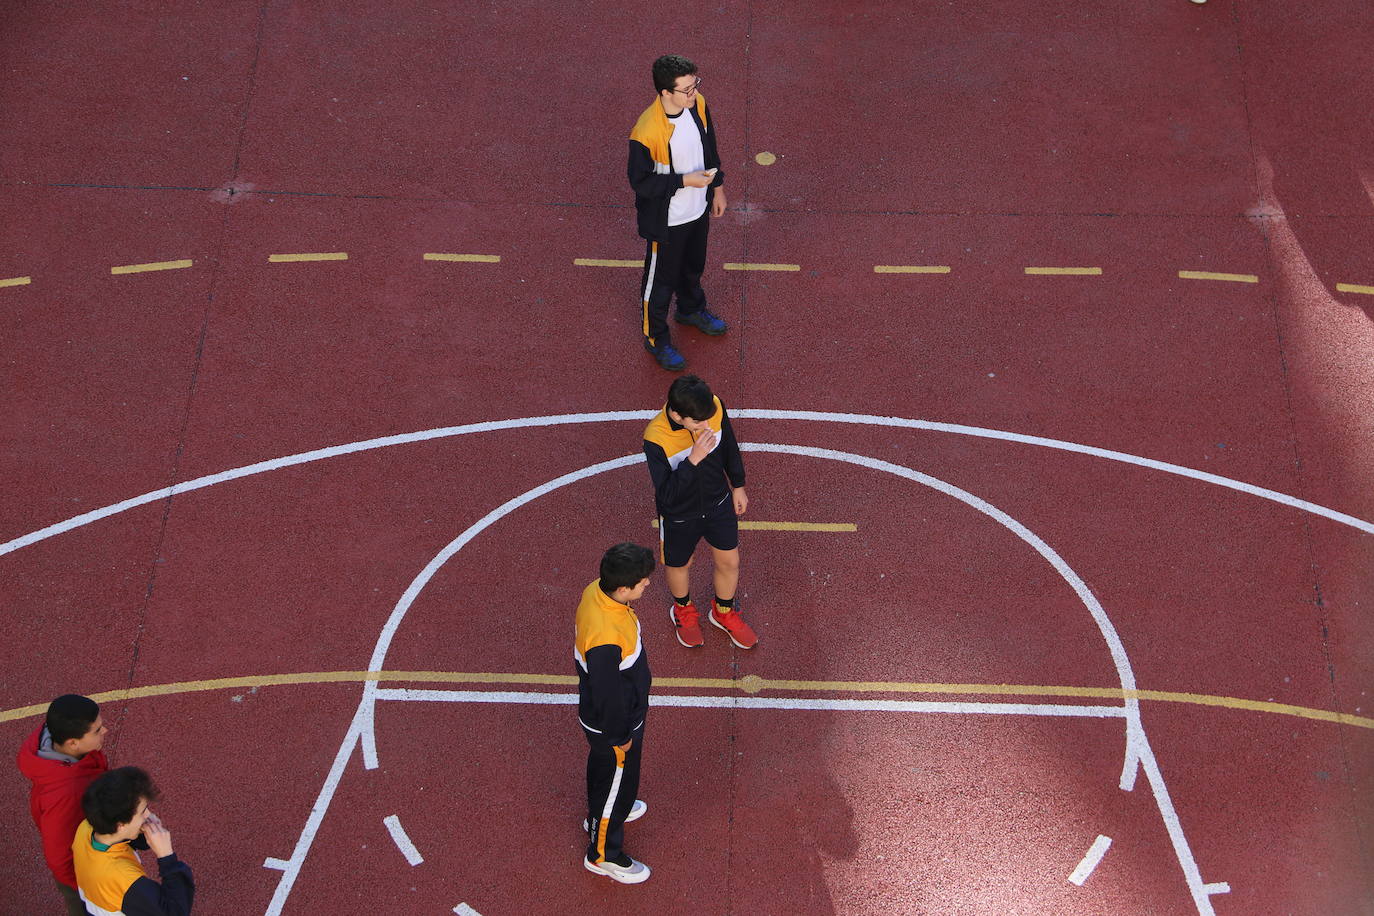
{"left": 670, "top": 606, "right": 704, "bottom": 648}
{"left": 584, "top": 858, "right": 651, "bottom": 884}
{"left": 709, "top": 613, "right": 757, "bottom": 649}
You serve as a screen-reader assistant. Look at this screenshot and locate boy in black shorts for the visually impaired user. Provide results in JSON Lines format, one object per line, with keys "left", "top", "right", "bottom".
{"left": 642, "top": 375, "right": 756, "bottom": 649}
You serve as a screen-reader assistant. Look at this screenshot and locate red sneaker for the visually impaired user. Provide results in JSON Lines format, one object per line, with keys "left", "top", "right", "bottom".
{"left": 670, "top": 602, "right": 704, "bottom": 648}
{"left": 709, "top": 602, "right": 758, "bottom": 649}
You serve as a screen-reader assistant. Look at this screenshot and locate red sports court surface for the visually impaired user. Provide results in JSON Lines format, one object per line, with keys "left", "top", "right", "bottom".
{"left": 2, "top": 2, "right": 1372, "bottom": 914}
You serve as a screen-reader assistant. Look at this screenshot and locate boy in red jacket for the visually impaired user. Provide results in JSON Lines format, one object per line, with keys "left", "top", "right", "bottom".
{"left": 17, "top": 694, "right": 109, "bottom": 915}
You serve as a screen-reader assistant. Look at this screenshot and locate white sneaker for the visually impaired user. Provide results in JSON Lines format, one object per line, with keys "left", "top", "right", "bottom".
{"left": 583, "top": 798, "right": 646, "bottom": 832}
{"left": 584, "top": 855, "right": 651, "bottom": 884}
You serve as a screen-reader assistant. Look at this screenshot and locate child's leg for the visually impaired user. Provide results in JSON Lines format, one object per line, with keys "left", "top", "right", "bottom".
{"left": 706, "top": 545, "right": 756, "bottom": 648}
{"left": 585, "top": 736, "right": 631, "bottom": 864}
{"left": 664, "top": 558, "right": 693, "bottom": 599}
{"left": 710, "top": 546, "right": 740, "bottom": 600}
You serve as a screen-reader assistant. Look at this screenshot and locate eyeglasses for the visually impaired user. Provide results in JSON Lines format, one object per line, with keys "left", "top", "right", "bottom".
{"left": 672, "top": 77, "right": 702, "bottom": 96}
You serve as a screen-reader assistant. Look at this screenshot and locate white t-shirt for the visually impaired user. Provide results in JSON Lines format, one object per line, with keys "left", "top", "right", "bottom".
{"left": 666, "top": 108, "right": 708, "bottom": 226}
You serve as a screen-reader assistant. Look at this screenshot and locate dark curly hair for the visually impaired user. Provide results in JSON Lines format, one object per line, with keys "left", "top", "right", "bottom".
{"left": 83, "top": 767, "right": 159, "bottom": 835}
{"left": 653, "top": 54, "right": 697, "bottom": 94}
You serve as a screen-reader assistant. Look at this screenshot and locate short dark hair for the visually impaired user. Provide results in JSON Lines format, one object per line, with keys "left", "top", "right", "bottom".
{"left": 667, "top": 375, "right": 715, "bottom": 421}
{"left": 599, "top": 543, "right": 655, "bottom": 594}
{"left": 46, "top": 694, "right": 99, "bottom": 745}
{"left": 83, "top": 767, "right": 158, "bottom": 835}
{"left": 653, "top": 54, "right": 697, "bottom": 94}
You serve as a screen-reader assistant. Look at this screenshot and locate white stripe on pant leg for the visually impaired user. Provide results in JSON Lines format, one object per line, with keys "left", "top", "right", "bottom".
{"left": 595, "top": 748, "right": 627, "bottom": 861}
{"left": 642, "top": 245, "right": 659, "bottom": 304}
{"left": 642, "top": 244, "right": 660, "bottom": 341}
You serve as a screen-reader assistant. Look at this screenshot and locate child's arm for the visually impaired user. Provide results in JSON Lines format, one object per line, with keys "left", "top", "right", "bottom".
{"left": 583, "top": 644, "right": 632, "bottom": 745}
{"left": 118, "top": 860, "right": 194, "bottom": 916}
{"left": 628, "top": 140, "right": 684, "bottom": 200}
{"left": 719, "top": 409, "right": 747, "bottom": 489}
{"left": 643, "top": 440, "right": 701, "bottom": 510}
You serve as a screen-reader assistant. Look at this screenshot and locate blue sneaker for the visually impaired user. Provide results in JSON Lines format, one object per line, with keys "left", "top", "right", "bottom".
{"left": 643, "top": 339, "right": 686, "bottom": 371}
{"left": 675, "top": 307, "right": 728, "bottom": 336}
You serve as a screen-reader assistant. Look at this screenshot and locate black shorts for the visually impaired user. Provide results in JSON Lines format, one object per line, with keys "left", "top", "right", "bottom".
{"left": 660, "top": 496, "right": 739, "bottom": 567}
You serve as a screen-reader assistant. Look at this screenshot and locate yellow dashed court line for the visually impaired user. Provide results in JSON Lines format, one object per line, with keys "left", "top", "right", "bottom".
{"left": 110, "top": 259, "right": 194, "bottom": 275}
{"left": 573, "top": 258, "right": 639, "bottom": 268}
{"left": 0, "top": 276, "right": 32, "bottom": 288}
{"left": 1336, "top": 282, "right": 1374, "bottom": 295}
{"left": 650, "top": 519, "right": 857, "bottom": 532}
{"left": 1, "top": 670, "right": 1368, "bottom": 731}
{"left": 1025, "top": 266, "right": 1103, "bottom": 276}
{"left": 423, "top": 253, "right": 500, "bottom": 263}
{"left": 268, "top": 252, "right": 348, "bottom": 263}
{"left": 723, "top": 262, "right": 801, "bottom": 271}
{"left": 1178, "top": 270, "right": 1258, "bottom": 284}
{"left": 874, "top": 265, "right": 951, "bottom": 274}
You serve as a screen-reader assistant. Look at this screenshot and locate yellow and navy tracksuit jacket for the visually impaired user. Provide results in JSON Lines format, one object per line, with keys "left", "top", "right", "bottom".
{"left": 642, "top": 397, "right": 746, "bottom": 520}
{"left": 71, "top": 819, "right": 195, "bottom": 916}
{"left": 575, "top": 580, "right": 651, "bottom": 745}
{"left": 628, "top": 94, "right": 724, "bottom": 241}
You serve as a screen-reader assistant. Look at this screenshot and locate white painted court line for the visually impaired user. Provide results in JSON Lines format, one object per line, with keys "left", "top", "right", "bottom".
{"left": 348, "top": 444, "right": 1216, "bottom": 915}
{"left": 1137, "top": 734, "right": 1229, "bottom": 912}
{"left": 453, "top": 904, "right": 483, "bottom": 916}
{"left": 1068, "top": 835, "right": 1112, "bottom": 885}
{"left": 738, "top": 411, "right": 1374, "bottom": 535}
{"left": 355, "top": 453, "right": 644, "bottom": 771}
{"left": 382, "top": 814, "right": 423, "bottom": 866}
{"left": 0, "top": 412, "right": 1259, "bottom": 913}
{"left": 262, "top": 857, "right": 289, "bottom": 871}
{"left": 374, "top": 688, "right": 1129, "bottom": 719}
{"left": 263, "top": 715, "right": 364, "bottom": 914}
{"left": 251, "top": 438, "right": 1224, "bottom": 915}
{"left": 4, "top": 409, "right": 1369, "bottom": 563}
{"left": 262, "top": 454, "right": 645, "bottom": 915}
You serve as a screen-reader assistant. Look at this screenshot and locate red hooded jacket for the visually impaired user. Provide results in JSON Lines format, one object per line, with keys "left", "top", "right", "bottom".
{"left": 17, "top": 724, "right": 109, "bottom": 888}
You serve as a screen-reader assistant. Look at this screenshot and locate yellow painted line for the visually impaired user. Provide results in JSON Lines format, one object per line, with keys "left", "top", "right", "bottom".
{"left": 650, "top": 519, "right": 856, "bottom": 532}
{"left": 0, "top": 670, "right": 579, "bottom": 723}
{"left": 1025, "top": 266, "right": 1103, "bottom": 276}
{"left": 1336, "top": 282, "right": 1374, "bottom": 296}
{"left": 3, "top": 670, "right": 1369, "bottom": 732}
{"left": 0, "top": 276, "right": 33, "bottom": 288}
{"left": 723, "top": 262, "right": 801, "bottom": 272}
{"left": 110, "top": 259, "right": 193, "bottom": 275}
{"left": 573, "top": 258, "right": 640, "bottom": 268}
{"left": 1178, "top": 270, "right": 1258, "bottom": 284}
{"left": 874, "top": 265, "right": 951, "bottom": 274}
{"left": 268, "top": 252, "right": 348, "bottom": 263}
{"left": 423, "top": 253, "right": 500, "bottom": 263}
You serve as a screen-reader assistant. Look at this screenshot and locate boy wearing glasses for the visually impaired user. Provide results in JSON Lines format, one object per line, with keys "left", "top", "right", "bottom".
{"left": 628, "top": 54, "right": 729, "bottom": 372}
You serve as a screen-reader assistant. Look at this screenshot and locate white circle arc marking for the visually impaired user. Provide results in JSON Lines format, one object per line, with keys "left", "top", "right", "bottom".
{"left": 266, "top": 444, "right": 1222, "bottom": 916}
{"left": 3, "top": 408, "right": 1369, "bottom": 561}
